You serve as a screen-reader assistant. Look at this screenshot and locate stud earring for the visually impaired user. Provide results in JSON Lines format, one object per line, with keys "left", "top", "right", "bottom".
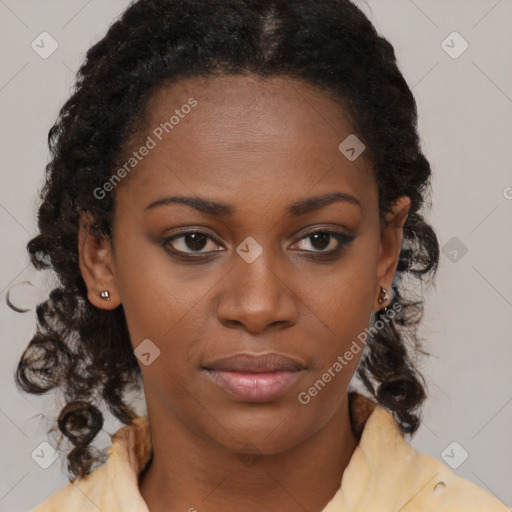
{"left": 96, "top": 290, "right": 110, "bottom": 301}
{"left": 377, "top": 286, "right": 389, "bottom": 312}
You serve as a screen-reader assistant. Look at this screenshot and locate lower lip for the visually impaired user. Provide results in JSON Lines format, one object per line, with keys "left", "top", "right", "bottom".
{"left": 204, "top": 369, "right": 302, "bottom": 402}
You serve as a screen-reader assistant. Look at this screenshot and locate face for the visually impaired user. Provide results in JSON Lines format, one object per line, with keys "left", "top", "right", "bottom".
{"left": 79, "top": 74, "right": 410, "bottom": 455}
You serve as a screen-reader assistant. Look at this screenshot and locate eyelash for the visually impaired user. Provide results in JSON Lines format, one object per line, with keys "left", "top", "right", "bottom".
{"left": 161, "top": 229, "right": 356, "bottom": 261}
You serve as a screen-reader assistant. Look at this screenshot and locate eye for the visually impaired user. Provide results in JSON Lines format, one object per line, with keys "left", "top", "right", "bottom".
{"left": 162, "top": 231, "right": 223, "bottom": 255}
{"left": 292, "top": 230, "right": 355, "bottom": 254}
{"left": 161, "top": 228, "right": 355, "bottom": 260}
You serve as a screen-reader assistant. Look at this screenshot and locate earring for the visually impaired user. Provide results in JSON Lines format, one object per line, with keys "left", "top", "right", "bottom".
{"left": 96, "top": 290, "right": 110, "bottom": 301}
{"left": 378, "top": 286, "right": 389, "bottom": 311}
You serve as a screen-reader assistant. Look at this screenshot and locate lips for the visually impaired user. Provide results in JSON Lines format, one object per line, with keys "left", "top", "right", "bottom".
{"left": 203, "top": 352, "right": 305, "bottom": 372}
{"left": 202, "top": 352, "right": 305, "bottom": 402}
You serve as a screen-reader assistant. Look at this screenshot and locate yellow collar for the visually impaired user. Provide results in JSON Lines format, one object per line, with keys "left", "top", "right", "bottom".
{"left": 31, "top": 392, "right": 508, "bottom": 511}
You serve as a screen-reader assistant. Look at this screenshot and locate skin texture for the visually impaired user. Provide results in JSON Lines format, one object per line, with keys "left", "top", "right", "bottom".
{"left": 78, "top": 75, "right": 410, "bottom": 512}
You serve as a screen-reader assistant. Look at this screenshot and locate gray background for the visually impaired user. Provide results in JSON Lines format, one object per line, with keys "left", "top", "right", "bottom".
{"left": 1, "top": 0, "right": 511, "bottom": 510}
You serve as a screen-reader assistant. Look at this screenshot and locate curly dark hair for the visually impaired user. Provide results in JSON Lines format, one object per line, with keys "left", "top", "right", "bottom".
{"left": 13, "top": 0, "right": 439, "bottom": 481}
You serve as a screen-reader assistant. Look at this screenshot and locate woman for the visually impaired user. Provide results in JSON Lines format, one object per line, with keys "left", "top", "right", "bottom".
{"left": 15, "top": 0, "right": 507, "bottom": 510}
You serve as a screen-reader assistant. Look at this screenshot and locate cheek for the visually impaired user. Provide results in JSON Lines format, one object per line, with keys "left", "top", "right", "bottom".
{"left": 112, "top": 232, "right": 214, "bottom": 345}
{"left": 303, "top": 241, "right": 377, "bottom": 379}
{"left": 313, "top": 246, "right": 377, "bottom": 337}
{"left": 295, "top": 271, "right": 374, "bottom": 419}
{"left": 112, "top": 238, "right": 226, "bottom": 405}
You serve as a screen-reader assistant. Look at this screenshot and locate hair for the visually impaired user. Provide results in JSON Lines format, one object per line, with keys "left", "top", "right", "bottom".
{"left": 13, "top": 0, "right": 439, "bottom": 480}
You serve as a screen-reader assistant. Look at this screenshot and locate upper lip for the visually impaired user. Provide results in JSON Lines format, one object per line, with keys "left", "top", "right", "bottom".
{"left": 202, "top": 352, "right": 305, "bottom": 372}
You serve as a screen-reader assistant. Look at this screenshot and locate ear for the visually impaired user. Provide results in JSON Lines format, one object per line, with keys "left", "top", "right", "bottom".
{"left": 78, "top": 212, "right": 121, "bottom": 310}
{"left": 373, "top": 196, "right": 411, "bottom": 311}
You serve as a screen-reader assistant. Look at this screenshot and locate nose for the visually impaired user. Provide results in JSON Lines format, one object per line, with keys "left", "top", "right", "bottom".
{"left": 215, "top": 246, "right": 299, "bottom": 335}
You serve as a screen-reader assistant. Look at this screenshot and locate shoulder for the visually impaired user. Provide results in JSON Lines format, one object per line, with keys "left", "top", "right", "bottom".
{"left": 29, "top": 462, "right": 120, "bottom": 512}
{"left": 328, "top": 398, "right": 510, "bottom": 511}
{"left": 29, "top": 416, "right": 151, "bottom": 512}
{"left": 398, "top": 448, "right": 509, "bottom": 511}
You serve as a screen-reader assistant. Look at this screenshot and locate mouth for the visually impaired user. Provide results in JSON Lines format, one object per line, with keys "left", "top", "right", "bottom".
{"left": 202, "top": 352, "right": 305, "bottom": 403}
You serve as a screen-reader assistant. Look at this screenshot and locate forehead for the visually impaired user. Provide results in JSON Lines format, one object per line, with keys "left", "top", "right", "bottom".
{"left": 115, "top": 74, "right": 377, "bottom": 218}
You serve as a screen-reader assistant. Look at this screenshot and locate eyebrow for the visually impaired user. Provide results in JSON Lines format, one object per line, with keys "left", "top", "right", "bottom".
{"left": 144, "top": 192, "right": 361, "bottom": 217}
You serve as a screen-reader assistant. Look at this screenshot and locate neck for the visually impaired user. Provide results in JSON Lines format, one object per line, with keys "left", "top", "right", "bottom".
{"left": 139, "top": 394, "right": 359, "bottom": 512}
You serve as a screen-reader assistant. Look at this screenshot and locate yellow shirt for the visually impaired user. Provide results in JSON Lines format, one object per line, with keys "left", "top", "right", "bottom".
{"left": 30, "top": 395, "right": 509, "bottom": 512}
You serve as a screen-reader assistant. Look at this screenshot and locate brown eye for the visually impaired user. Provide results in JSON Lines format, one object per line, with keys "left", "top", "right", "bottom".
{"left": 163, "top": 232, "right": 223, "bottom": 255}
{"left": 293, "top": 230, "right": 355, "bottom": 254}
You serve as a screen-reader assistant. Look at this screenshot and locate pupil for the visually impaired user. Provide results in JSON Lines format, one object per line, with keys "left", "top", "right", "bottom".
{"left": 311, "top": 232, "right": 330, "bottom": 250}
{"left": 186, "top": 233, "right": 207, "bottom": 251}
